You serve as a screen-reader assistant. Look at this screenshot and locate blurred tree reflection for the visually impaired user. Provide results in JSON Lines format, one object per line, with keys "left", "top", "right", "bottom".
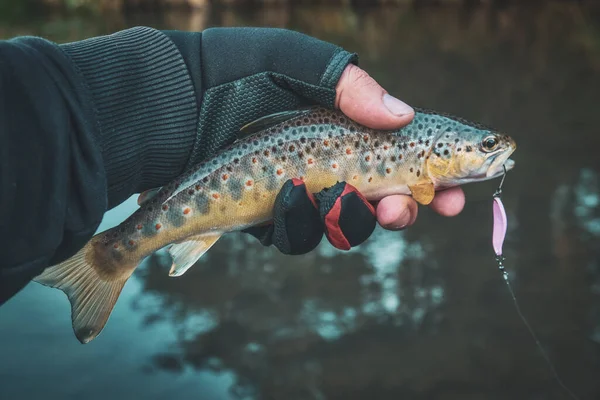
{"left": 2, "top": 1, "right": 600, "bottom": 399}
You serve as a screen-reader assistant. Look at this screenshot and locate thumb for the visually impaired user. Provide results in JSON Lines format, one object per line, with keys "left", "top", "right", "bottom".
{"left": 335, "top": 64, "right": 415, "bottom": 130}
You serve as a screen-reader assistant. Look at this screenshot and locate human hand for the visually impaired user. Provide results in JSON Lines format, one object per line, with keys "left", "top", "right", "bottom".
{"left": 334, "top": 64, "right": 465, "bottom": 230}
{"left": 244, "top": 64, "right": 465, "bottom": 254}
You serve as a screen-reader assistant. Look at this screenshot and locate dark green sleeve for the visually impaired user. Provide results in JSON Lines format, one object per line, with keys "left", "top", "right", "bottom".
{"left": 0, "top": 27, "right": 356, "bottom": 304}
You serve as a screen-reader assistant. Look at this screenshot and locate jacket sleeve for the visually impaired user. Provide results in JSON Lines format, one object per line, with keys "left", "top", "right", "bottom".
{"left": 0, "top": 27, "right": 357, "bottom": 304}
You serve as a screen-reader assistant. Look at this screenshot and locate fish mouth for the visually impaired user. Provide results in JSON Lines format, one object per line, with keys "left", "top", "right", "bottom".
{"left": 486, "top": 157, "right": 515, "bottom": 179}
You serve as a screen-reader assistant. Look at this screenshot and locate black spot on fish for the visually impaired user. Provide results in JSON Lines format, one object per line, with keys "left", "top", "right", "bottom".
{"left": 296, "top": 121, "right": 301, "bottom": 126}
{"left": 417, "top": 170, "right": 421, "bottom": 177}
{"left": 425, "top": 140, "right": 430, "bottom": 146}
{"left": 374, "top": 140, "right": 380, "bottom": 147}
{"left": 390, "top": 156, "right": 396, "bottom": 162}
{"left": 298, "top": 151, "right": 304, "bottom": 158}
{"left": 263, "top": 136, "right": 269, "bottom": 142}
{"left": 437, "top": 143, "right": 443, "bottom": 148}
{"left": 212, "top": 159, "right": 218, "bottom": 165}
{"left": 334, "top": 142, "right": 340, "bottom": 149}
{"left": 281, "top": 156, "right": 287, "bottom": 162}
{"left": 457, "top": 148, "right": 462, "bottom": 152}
{"left": 311, "top": 142, "right": 316, "bottom": 149}
{"left": 377, "top": 155, "right": 382, "bottom": 160}
{"left": 427, "top": 129, "right": 432, "bottom": 135}
{"left": 242, "top": 144, "right": 248, "bottom": 149}
{"left": 324, "top": 118, "right": 330, "bottom": 123}
{"left": 234, "top": 158, "right": 240, "bottom": 164}
{"left": 311, "top": 126, "right": 317, "bottom": 132}
{"left": 349, "top": 126, "right": 356, "bottom": 133}
{"left": 354, "top": 141, "right": 360, "bottom": 148}
{"left": 303, "top": 118, "right": 309, "bottom": 123}
{"left": 340, "top": 117, "right": 346, "bottom": 124}
{"left": 436, "top": 125, "right": 441, "bottom": 129}
{"left": 418, "top": 124, "right": 423, "bottom": 129}
{"left": 466, "top": 146, "right": 473, "bottom": 152}
{"left": 446, "top": 127, "right": 452, "bottom": 132}
{"left": 455, "top": 138, "right": 460, "bottom": 143}
{"left": 444, "top": 150, "right": 449, "bottom": 155}
{"left": 271, "top": 146, "right": 277, "bottom": 153}
{"left": 300, "top": 137, "right": 307, "bottom": 144}
{"left": 410, "top": 167, "right": 414, "bottom": 173}
{"left": 203, "top": 177, "right": 209, "bottom": 183}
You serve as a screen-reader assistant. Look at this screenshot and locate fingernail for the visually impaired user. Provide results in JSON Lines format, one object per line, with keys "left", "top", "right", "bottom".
{"left": 383, "top": 93, "right": 414, "bottom": 117}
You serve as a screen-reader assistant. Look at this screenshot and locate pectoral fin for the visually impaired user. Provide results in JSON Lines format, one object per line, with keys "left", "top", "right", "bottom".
{"left": 168, "top": 233, "right": 222, "bottom": 277}
{"left": 408, "top": 182, "right": 435, "bottom": 205}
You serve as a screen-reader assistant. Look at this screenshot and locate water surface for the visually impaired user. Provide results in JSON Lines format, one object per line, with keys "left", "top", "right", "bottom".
{"left": 1, "top": 3, "right": 600, "bottom": 399}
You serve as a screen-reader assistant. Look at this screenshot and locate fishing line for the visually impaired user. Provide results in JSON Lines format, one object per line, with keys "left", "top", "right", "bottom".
{"left": 492, "top": 166, "right": 581, "bottom": 400}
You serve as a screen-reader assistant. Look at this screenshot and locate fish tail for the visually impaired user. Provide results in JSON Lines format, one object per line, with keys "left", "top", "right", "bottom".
{"left": 34, "top": 236, "right": 138, "bottom": 344}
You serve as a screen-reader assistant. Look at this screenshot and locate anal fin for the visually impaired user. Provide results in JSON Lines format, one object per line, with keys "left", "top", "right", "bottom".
{"left": 408, "top": 181, "right": 435, "bottom": 205}
{"left": 168, "top": 233, "right": 222, "bottom": 277}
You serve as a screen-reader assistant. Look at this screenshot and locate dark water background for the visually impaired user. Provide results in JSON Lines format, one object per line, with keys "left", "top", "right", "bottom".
{"left": 1, "top": 2, "right": 600, "bottom": 399}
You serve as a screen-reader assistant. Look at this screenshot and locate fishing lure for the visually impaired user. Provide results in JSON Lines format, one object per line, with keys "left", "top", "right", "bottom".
{"left": 492, "top": 166, "right": 580, "bottom": 400}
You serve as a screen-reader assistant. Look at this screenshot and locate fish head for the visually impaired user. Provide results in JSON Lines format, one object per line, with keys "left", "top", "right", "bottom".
{"left": 426, "top": 126, "right": 516, "bottom": 188}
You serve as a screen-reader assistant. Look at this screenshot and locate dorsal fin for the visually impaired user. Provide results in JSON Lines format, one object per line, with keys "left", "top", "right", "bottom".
{"left": 238, "top": 107, "right": 316, "bottom": 139}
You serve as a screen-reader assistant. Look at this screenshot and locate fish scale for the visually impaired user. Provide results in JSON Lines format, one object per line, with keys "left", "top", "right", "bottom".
{"left": 33, "top": 106, "right": 517, "bottom": 344}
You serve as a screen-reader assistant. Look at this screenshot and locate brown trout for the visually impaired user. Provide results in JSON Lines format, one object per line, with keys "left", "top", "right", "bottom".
{"left": 34, "top": 107, "right": 516, "bottom": 343}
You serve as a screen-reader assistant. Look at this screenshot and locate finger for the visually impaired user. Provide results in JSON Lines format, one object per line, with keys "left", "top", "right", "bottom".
{"left": 335, "top": 64, "right": 415, "bottom": 130}
{"left": 429, "top": 187, "right": 465, "bottom": 217}
{"left": 376, "top": 195, "right": 418, "bottom": 230}
{"left": 316, "top": 182, "right": 376, "bottom": 250}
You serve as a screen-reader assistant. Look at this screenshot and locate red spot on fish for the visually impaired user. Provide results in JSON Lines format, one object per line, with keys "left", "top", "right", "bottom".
{"left": 289, "top": 145, "right": 295, "bottom": 152}
{"left": 252, "top": 157, "right": 257, "bottom": 164}
{"left": 384, "top": 145, "right": 389, "bottom": 150}
{"left": 277, "top": 169, "right": 283, "bottom": 176}
{"left": 307, "top": 158, "right": 314, "bottom": 165}
{"left": 183, "top": 207, "right": 191, "bottom": 215}
{"left": 195, "top": 184, "right": 202, "bottom": 191}
{"left": 113, "top": 243, "right": 119, "bottom": 249}
{"left": 353, "top": 175, "right": 358, "bottom": 180}
{"left": 136, "top": 224, "right": 143, "bottom": 230}
{"left": 332, "top": 163, "right": 338, "bottom": 169}
{"left": 368, "top": 177, "right": 373, "bottom": 183}
{"left": 212, "top": 193, "right": 220, "bottom": 199}
{"left": 128, "top": 240, "right": 135, "bottom": 246}
{"left": 323, "top": 140, "right": 330, "bottom": 146}
{"left": 346, "top": 148, "right": 352, "bottom": 155}
{"left": 365, "top": 155, "right": 371, "bottom": 162}
{"left": 222, "top": 174, "right": 229, "bottom": 181}
{"left": 410, "top": 142, "right": 415, "bottom": 147}
{"left": 264, "top": 150, "right": 270, "bottom": 156}
{"left": 162, "top": 205, "right": 168, "bottom": 211}
{"left": 246, "top": 180, "right": 253, "bottom": 187}
{"left": 363, "top": 135, "right": 369, "bottom": 142}
{"left": 155, "top": 223, "right": 162, "bottom": 230}
{"left": 386, "top": 168, "right": 392, "bottom": 174}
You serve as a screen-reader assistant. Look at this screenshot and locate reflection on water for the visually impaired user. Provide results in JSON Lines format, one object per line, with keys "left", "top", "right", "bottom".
{"left": 1, "top": 2, "right": 600, "bottom": 399}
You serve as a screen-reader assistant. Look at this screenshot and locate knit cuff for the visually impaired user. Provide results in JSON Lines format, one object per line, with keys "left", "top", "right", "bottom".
{"left": 60, "top": 26, "right": 198, "bottom": 207}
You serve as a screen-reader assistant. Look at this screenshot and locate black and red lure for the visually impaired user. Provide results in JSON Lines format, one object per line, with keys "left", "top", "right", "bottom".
{"left": 491, "top": 166, "right": 580, "bottom": 400}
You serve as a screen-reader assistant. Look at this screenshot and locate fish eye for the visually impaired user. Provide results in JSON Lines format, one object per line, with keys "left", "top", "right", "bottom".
{"left": 481, "top": 136, "right": 499, "bottom": 152}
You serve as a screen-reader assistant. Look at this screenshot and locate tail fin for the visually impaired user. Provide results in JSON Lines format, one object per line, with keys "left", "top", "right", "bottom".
{"left": 34, "top": 241, "right": 134, "bottom": 344}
